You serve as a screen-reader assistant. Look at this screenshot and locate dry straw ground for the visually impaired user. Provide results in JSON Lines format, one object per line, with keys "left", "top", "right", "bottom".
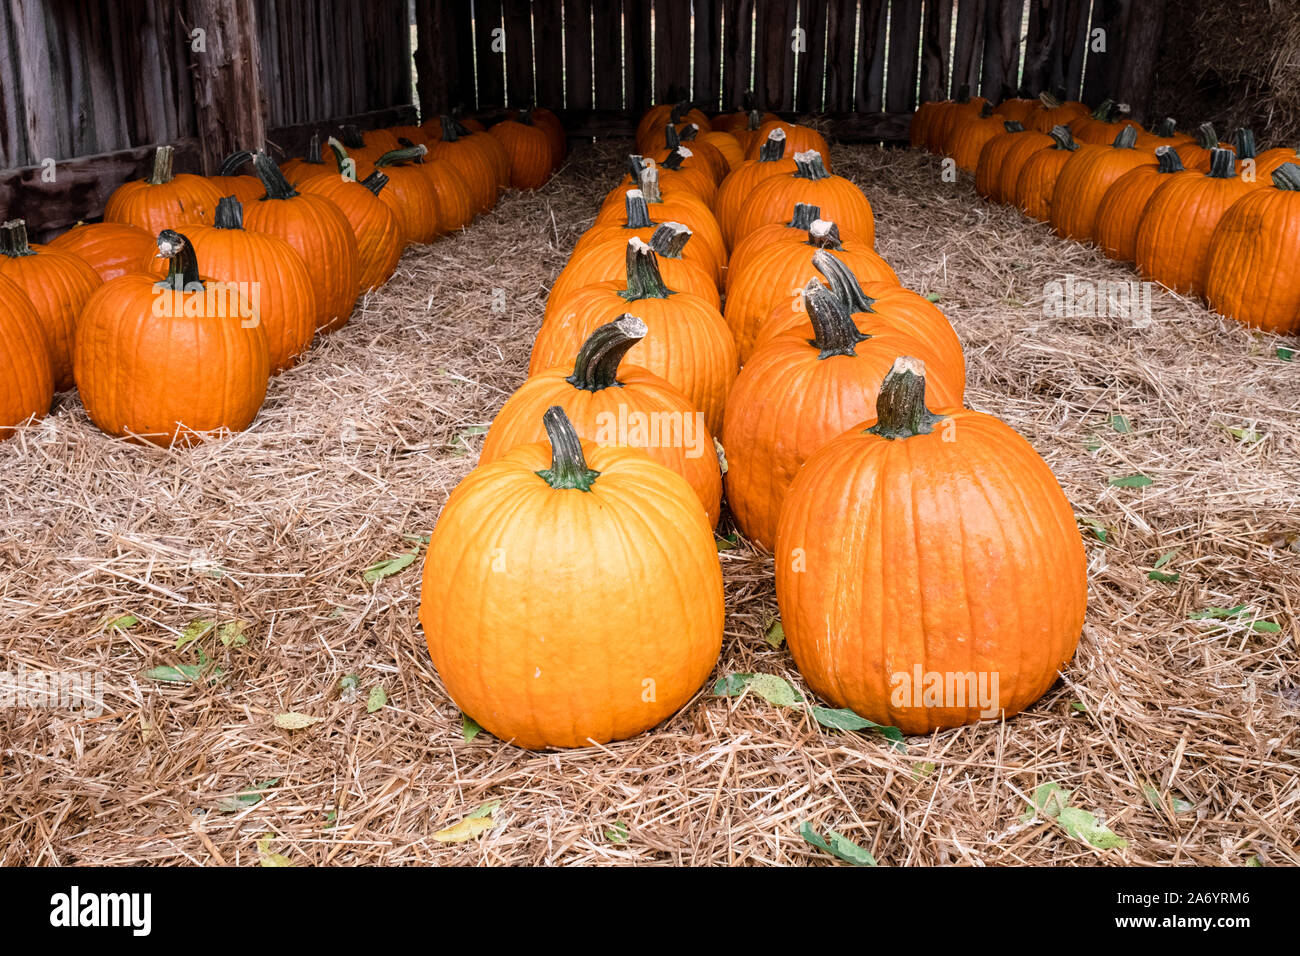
{"left": 1, "top": 139, "right": 1296, "bottom": 866}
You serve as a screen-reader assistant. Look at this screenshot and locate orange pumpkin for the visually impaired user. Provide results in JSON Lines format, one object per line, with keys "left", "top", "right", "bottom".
{"left": 420, "top": 405, "right": 723, "bottom": 749}
{"left": 372, "top": 145, "right": 442, "bottom": 245}
{"left": 742, "top": 120, "right": 831, "bottom": 169}
{"left": 209, "top": 150, "right": 268, "bottom": 203}
{"left": 1050, "top": 125, "right": 1156, "bottom": 242}
{"left": 714, "top": 128, "right": 796, "bottom": 249}
{"left": 47, "top": 222, "right": 157, "bottom": 283}
{"left": 75, "top": 230, "right": 270, "bottom": 445}
{"left": 635, "top": 100, "right": 712, "bottom": 154}
{"left": 279, "top": 136, "right": 339, "bottom": 187}
{"left": 425, "top": 115, "right": 498, "bottom": 213}
{"left": 975, "top": 122, "right": 1049, "bottom": 201}
{"left": 571, "top": 188, "right": 722, "bottom": 287}
{"left": 297, "top": 168, "right": 405, "bottom": 291}
{"left": 0, "top": 273, "right": 54, "bottom": 437}
{"left": 775, "top": 357, "right": 1088, "bottom": 734}
{"left": 1013, "top": 125, "right": 1081, "bottom": 221}
{"left": 732, "top": 151, "right": 875, "bottom": 249}
{"left": 1093, "top": 146, "right": 1186, "bottom": 262}
{"left": 483, "top": 316, "right": 722, "bottom": 525}
{"left": 104, "top": 145, "right": 222, "bottom": 233}
{"left": 725, "top": 202, "right": 866, "bottom": 294}
{"left": 948, "top": 102, "right": 1005, "bottom": 172}
{"left": 1023, "top": 91, "right": 1090, "bottom": 134}
{"left": 1175, "top": 123, "right": 1230, "bottom": 173}
{"left": 489, "top": 109, "right": 554, "bottom": 190}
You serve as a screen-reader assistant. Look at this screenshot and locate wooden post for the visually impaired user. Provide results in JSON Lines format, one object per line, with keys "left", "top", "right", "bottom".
{"left": 1112, "top": 0, "right": 1167, "bottom": 122}
{"left": 1082, "top": 0, "right": 1132, "bottom": 105}
{"left": 181, "top": 0, "right": 266, "bottom": 174}
{"left": 414, "top": 0, "right": 475, "bottom": 119}
{"left": 919, "top": 0, "right": 953, "bottom": 105}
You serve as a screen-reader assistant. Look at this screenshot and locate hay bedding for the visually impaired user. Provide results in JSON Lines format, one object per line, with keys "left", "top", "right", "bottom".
{"left": 0, "top": 138, "right": 1296, "bottom": 867}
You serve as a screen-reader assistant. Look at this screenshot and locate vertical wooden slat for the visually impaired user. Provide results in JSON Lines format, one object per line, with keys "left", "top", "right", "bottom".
{"left": 822, "top": 0, "right": 857, "bottom": 112}
{"left": 182, "top": 0, "right": 266, "bottom": 174}
{"left": 919, "top": 0, "right": 952, "bottom": 104}
{"left": 416, "top": 0, "right": 473, "bottom": 117}
{"left": 503, "top": 0, "right": 533, "bottom": 106}
{"left": 797, "top": 0, "right": 829, "bottom": 113}
{"left": 1113, "top": 0, "right": 1166, "bottom": 122}
{"left": 692, "top": 0, "right": 722, "bottom": 111}
{"left": 855, "top": 0, "right": 886, "bottom": 112}
{"left": 474, "top": 0, "right": 506, "bottom": 108}
{"left": 533, "top": 0, "right": 564, "bottom": 107}
{"left": 1021, "top": 0, "right": 1053, "bottom": 96}
{"left": 591, "top": 0, "right": 622, "bottom": 108}
{"left": 757, "top": 0, "right": 796, "bottom": 112}
{"left": 1082, "top": 0, "right": 1130, "bottom": 104}
{"left": 949, "top": 0, "right": 984, "bottom": 97}
{"left": 623, "top": 0, "right": 651, "bottom": 112}
{"left": 563, "top": 0, "right": 593, "bottom": 110}
{"left": 979, "top": 0, "right": 1023, "bottom": 100}
{"left": 1059, "top": 0, "right": 1092, "bottom": 100}
{"left": 886, "top": 0, "right": 923, "bottom": 114}
{"left": 654, "top": 0, "right": 692, "bottom": 102}
{"left": 722, "top": 0, "right": 755, "bottom": 111}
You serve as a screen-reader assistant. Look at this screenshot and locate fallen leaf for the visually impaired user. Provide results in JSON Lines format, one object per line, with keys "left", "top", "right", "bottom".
{"left": 274, "top": 712, "right": 323, "bottom": 731}
{"left": 366, "top": 686, "right": 387, "bottom": 713}
{"left": 433, "top": 800, "right": 500, "bottom": 843}
{"left": 462, "top": 713, "right": 482, "bottom": 742}
{"left": 799, "top": 821, "right": 877, "bottom": 866}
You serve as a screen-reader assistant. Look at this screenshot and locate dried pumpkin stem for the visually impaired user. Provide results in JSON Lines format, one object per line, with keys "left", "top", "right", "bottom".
{"left": 1230, "top": 128, "right": 1256, "bottom": 161}
{"left": 788, "top": 202, "right": 821, "bottom": 229}
{"left": 537, "top": 406, "right": 599, "bottom": 491}
{"left": 1195, "top": 122, "right": 1218, "bottom": 150}
{"left": 566, "top": 316, "right": 648, "bottom": 391}
{"left": 624, "top": 189, "right": 653, "bottom": 229}
{"left": 339, "top": 124, "right": 367, "bottom": 150}
{"left": 0, "top": 219, "right": 36, "bottom": 258}
{"left": 147, "top": 145, "right": 177, "bottom": 185}
{"left": 1111, "top": 125, "right": 1138, "bottom": 149}
{"left": 1048, "top": 125, "right": 1079, "bottom": 150}
{"left": 804, "top": 280, "right": 867, "bottom": 359}
{"left": 812, "top": 249, "right": 874, "bottom": 313}
{"left": 664, "top": 123, "right": 681, "bottom": 150}
{"left": 218, "top": 149, "right": 255, "bottom": 176}
{"left": 637, "top": 161, "right": 663, "bottom": 203}
{"left": 805, "top": 219, "right": 844, "bottom": 250}
{"left": 746, "top": 108, "right": 763, "bottom": 132}
{"left": 1003, "top": 120, "right": 1025, "bottom": 133}
{"left": 155, "top": 229, "right": 202, "bottom": 291}
{"left": 213, "top": 196, "right": 244, "bottom": 230}
{"left": 1154, "top": 145, "right": 1184, "bottom": 173}
{"left": 439, "top": 115, "right": 460, "bottom": 142}
{"left": 1153, "top": 117, "right": 1178, "bottom": 138}
{"left": 620, "top": 239, "right": 672, "bottom": 301}
{"left": 648, "top": 222, "right": 690, "bottom": 258}
{"left": 793, "top": 151, "right": 832, "bottom": 180}
{"left": 249, "top": 150, "right": 299, "bottom": 199}
{"left": 1270, "top": 162, "right": 1300, "bottom": 190}
{"left": 758, "top": 128, "right": 787, "bottom": 161}
{"left": 1207, "top": 147, "right": 1237, "bottom": 179}
{"left": 867, "top": 357, "right": 945, "bottom": 440}
{"left": 361, "top": 171, "right": 389, "bottom": 197}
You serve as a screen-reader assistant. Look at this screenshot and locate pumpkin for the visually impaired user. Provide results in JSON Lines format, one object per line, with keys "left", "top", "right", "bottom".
{"left": 1175, "top": 122, "right": 1229, "bottom": 173}
{"left": 774, "top": 357, "right": 1088, "bottom": 734}
{"left": 531, "top": 239, "right": 738, "bottom": 435}
{"left": 1068, "top": 99, "right": 1129, "bottom": 145}
{"left": 635, "top": 143, "right": 718, "bottom": 203}
{"left": 1093, "top": 146, "right": 1186, "bottom": 261}
{"left": 1134, "top": 117, "right": 1194, "bottom": 152}
{"left": 723, "top": 219, "right": 899, "bottom": 363}
{"left": 104, "top": 145, "right": 222, "bottom": 233}
{"left": 420, "top": 405, "right": 723, "bottom": 749}
{"left": 529, "top": 107, "right": 568, "bottom": 169}
{"left": 74, "top": 230, "right": 270, "bottom": 445}
{"left": 730, "top": 108, "right": 781, "bottom": 154}
{"left": 910, "top": 100, "right": 942, "bottom": 150}
{"left": 209, "top": 150, "right": 268, "bottom": 203}
{"left": 390, "top": 135, "right": 475, "bottom": 233}
{"left": 743, "top": 120, "right": 831, "bottom": 169}
{"left": 994, "top": 96, "right": 1039, "bottom": 125}
{"left": 425, "top": 115, "right": 498, "bottom": 213}
{"left": 571, "top": 188, "right": 722, "bottom": 287}
{"left": 732, "top": 151, "right": 875, "bottom": 249}
{"left": 386, "top": 124, "right": 431, "bottom": 147}
{"left": 242, "top": 150, "right": 361, "bottom": 332}
{"left": 372, "top": 145, "right": 442, "bottom": 245}
{"left": 47, "top": 222, "right": 157, "bottom": 282}
{"left": 489, "top": 108, "right": 554, "bottom": 190}
{"left": 297, "top": 167, "right": 405, "bottom": 292}
{"left": 723, "top": 276, "right": 966, "bottom": 551}
{"left": 150, "top": 196, "right": 317, "bottom": 373}
{"left": 1050, "top": 125, "right": 1155, "bottom": 242}
{"left": 715, "top": 129, "right": 797, "bottom": 249}
{"left": 976, "top": 122, "right": 1045, "bottom": 201}
{"left": 671, "top": 124, "right": 730, "bottom": 183}
{"left": 279, "top": 135, "right": 339, "bottom": 186}
{"left": 752, "top": 248, "right": 965, "bottom": 367}
{"left": 0, "top": 219, "right": 102, "bottom": 391}
{"left": 725, "top": 202, "right": 867, "bottom": 294}
{"left": 0, "top": 273, "right": 54, "bottom": 437}
{"left": 465, "top": 117, "right": 512, "bottom": 192}
{"left": 698, "top": 129, "right": 745, "bottom": 172}
{"left": 1024, "top": 90, "right": 1090, "bottom": 134}
{"left": 1204, "top": 162, "right": 1300, "bottom": 335}
{"left": 635, "top": 100, "right": 712, "bottom": 153}
{"left": 1134, "top": 147, "right": 1255, "bottom": 298}
{"left": 484, "top": 316, "right": 722, "bottom": 525}
{"left": 555, "top": 217, "right": 719, "bottom": 310}
{"left": 932, "top": 87, "right": 989, "bottom": 153}
{"left": 1013, "top": 125, "right": 1081, "bottom": 221}
{"left": 336, "top": 124, "right": 401, "bottom": 166}
{"left": 594, "top": 163, "right": 726, "bottom": 283}
{"left": 1252, "top": 142, "right": 1300, "bottom": 185}
{"left": 948, "top": 102, "right": 1005, "bottom": 172}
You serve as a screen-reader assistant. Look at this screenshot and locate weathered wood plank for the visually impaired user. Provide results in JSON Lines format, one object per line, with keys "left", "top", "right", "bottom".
{"left": 1082, "top": 0, "right": 1130, "bottom": 105}
{"left": 692, "top": 0, "right": 722, "bottom": 110}
{"left": 474, "top": 0, "right": 506, "bottom": 108}
{"left": 1058, "top": 0, "right": 1092, "bottom": 100}
{"left": 757, "top": 0, "right": 796, "bottom": 113}
{"left": 822, "top": 0, "right": 856, "bottom": 112}
{"left": 919, "top": 0, "right": 953, "bottom": 104}
{"left": 1021, "top": 0, "right": 1053, "bottom": 96}
{"left": 1113, "top": 0, "right": 1167, "bottom": 122}
{"left": 563, "top": 0, "right": 593, "bottom": 110}
{"left": 886, "top": 0, "right": 923, "bottom": 114}
{"left": 181, "top": 0, "right": 267, "bottom": 174}
{"left": 721, "top": 0, "right": 755, "bottom": 111}
{"left": 949, "top": 0, "right": 984, "bottom": 97}
{"left": 796, "top": 0, "right": 828, "bottom": 113}
{"left": 591, "top": 0, "right": 622, "bottom": 108}
{"left": 654, "top": 0, "right": 692, "bottom": 103}
{"left": 533, "top": 0, "right": 564, "bottom": 107}
{"left": 503, "top": 0, "right": 533, "bottom": 106}
{"left": 979, "top": 0, "right": 1023, "bottom": 100}
{"left": 856, "top": 0, "right": 887, "bottom": 113}
{"left": 623, "top": 0, "right": 652, "bottom": 112}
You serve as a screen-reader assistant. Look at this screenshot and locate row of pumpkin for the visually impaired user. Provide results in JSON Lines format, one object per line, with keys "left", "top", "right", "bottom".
{"left": 914, "top": 90, "right": 1300, "bottom": 336}
{"left": 419, "top": 101, "right": 1088, "bottom": 749}
{"left": 0, "top": 109, "right": 567, "bottom": 442}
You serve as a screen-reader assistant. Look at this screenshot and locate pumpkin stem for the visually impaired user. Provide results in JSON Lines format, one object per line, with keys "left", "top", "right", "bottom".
{"left": 375, "top": 145, "right": 429, "bottom": 168}
{"left": 339, "top": 124, "right": 367, "bottom": 150}
{"left": 678, "top": 123, "right": 699, "bottom": 142}
{"left": 867, "top": 357, "right": 945, "bottom": 440}
{"left": 804, "top": 279, "right": 867, "bottom": 359}
{"left": 1206, "top": 147, "right": 1237, "bottom": 179}
{"left": 806, "top": 219, "right": 844, "bottom": 250}
{"left": 742, "top": 89, "right": 758, "bottom": 112}
{"left": 1230, "top": 128, "right": 1256, "bottom": 161}
{"left": 0, "top": 219, "right": 36, "bottom": 258}
{"left": 325, "top": 136, "right": 357, "bottom": 178}
{"left": 439, "top": 115, "right": 459, "bottom": 142}
{"left": 746, "top": 108, "right": 763, "bottom": 132}
{"left": 623, "top": 189, "right": 653, "bottom": 229}
{"left": 1003, "top": 120, "right": 1025, "bottom": 133}
{"left": 637, "top": 161, "right": 663, "bottom": 203}
{"left": 1272, "top": 162, "right": 1300, "bottom": 190}
{"left": 1195, "top": 122, "right": 1218, "bottom": 150}
{"left": 218, "top": 149, "right": 255, "bottom": 176}
{"left": 758, "top": 128, "right": 787, "bottom": 161}
{"left": 213, "top": 196, "right": 245, "bottom": 230}
{"left": 154, "top": 229, "right": 203, "bottom": 291}
{"left": 788, "top": 202, "right": 821, "bottom": 229}
{"left": 1154, "top": 145, "right": 1185, "bottom": 174}
{"left": 518, "top": 107, "right": 535, "bottom": 126}
{"left": 1048, "top": 125, "right": 1079, "bottom": 150}
{"left": 668, "top": 100, "right": 691, "bottom": 125}
{"left": 361, "top": 171, "right": 389, "bottom": 197}
{"left": 793, "top": 150, "right": 832, "bottom": 180}
{"left": 147, "top": 145, "right": 177, "bottom": 185}
{"left": 661, "top": 147, "right": 690, "bottom": 171}
{"left": 957, "top": 84, "right": 971, "bottom": 104}
{"left": 979, "top": 102, "right": 994, "bottom": 118}
{"left": 619, "top": 238, "right": 672, "bottom": 301}
{"left": 1090, "top": 98, "right": 1114, "bottom": 121}
{"left": 648, "top": 222, "right": 690, "bottom": 258}
{"left": 536, "top": 406, "right": 599, "bottom": 491}
{"left": 664, "top": 122, "right": 681, "bottom": 150}
{"left": 566, "top": 315, "right": 648, "bottom": 391}
{"left": 1111, "top": 124, "right": 1138, "bottom": 149}
{"left": 248, "top": 150, "right": 299, "bottom": 199}
{"left": 306, "top": 134, "right": 325, "bottom": 165}
{"left": 625, "top": 153, "right": 646, "bottom": 180}
{"left": 1153, "top": 117, "right": 1178, "bottom": 138}
{"left": 812, "top": 249, "right": 874, "bottom": 314}
{"left": 1038, "top": 91, "right": 1062, "bottom": 109}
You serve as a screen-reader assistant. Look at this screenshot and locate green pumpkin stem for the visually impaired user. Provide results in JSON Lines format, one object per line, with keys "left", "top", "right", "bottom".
{"left": 566, "top": 316, "right": 648, "bottom": 391}
{"left": 788, "top": 202, "right": 821, "bottom": 229}
{"left": 1230, "top": 128, "right": 1256, "bottom": 161}
{"left": 758, "top": 128, "right": 787, "bottom": 161}
{"left": 1038, "top": 91, "right": 1061, "bottom": 109}
{"left": 1048, "top": 125, "right": 1079, "bottom": 150}
{"left": 793, "top": 150, "right": 831, "bottom": 180}
{"left": 147, "top": 145, "right": 177, "bottom": 185}
{"left": 250, "top": 150, "right": 299, "bottom": 199}
{"left": 648, "top": 222, "right": 690, "bottom": 258}
{"left": 155, "top": 229, "right": 202, "bottom": 291}
{"left": 325, "top": 136, "right": 357, "bottom": 179}
{"left": 1111, "top": 124, "right": 1138, "bottom": 149}
{"left": 361, "top": 171, "right": 389, "bottom": 197}
{"left": 1195, "top": 122, "right": 1218, "bottom": 150}
{"left": 624, "top": 189, "right": 653, "bottom": 229}
{"left": 812, "top": 250, "right": 874, "bottom": 314}
{"left": 0, "top": 219, "right": 36, "bottom": 258}
{"left": 637, "top": 161, "right": 663, "bottom": 203}
{"left": 1154, "top": 146, "right": 1185, "bottom": 174}
{"left": 1207, "top": 147, "right": 1236, "bottom": 179}
{"left": 537, "top": 406, "right": 599, "bottom": 491}
{"left": 218, "top": 150, "right": 255, "bottom": 176}
{"left": 804, "top": 280, "right": 867, "bottom": 359}
{"left": 375, "top": 145, "right": 429, "bottom": 168}
{"left": 1090, "top": 98, "right": 1114, "bottom": 121}
{"left": 979, "top": 102, "right": 995, "bottom": 119}
{"left": 1153, "top": 117, "right": 1178, "bottom": 138}
{"left": 213, "top": 196, "right": 244, "bottom": 230}
{"left": 806, "top": 219, "right": 844, "bottom": 250}
{"left": 439, "top": 115, "right": 459, "bottom": 142}
{"left": 867, "top": 357, "right": 945, "bottom": 440}
{"left": 1003, "top": 120, "right": 1025, "bottom": 133}
{"left": 1271, "top": 162, "right": 1300, "bottom": 190}
{"left": 620, "top": 239, "right": 672, "bottom": 301}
